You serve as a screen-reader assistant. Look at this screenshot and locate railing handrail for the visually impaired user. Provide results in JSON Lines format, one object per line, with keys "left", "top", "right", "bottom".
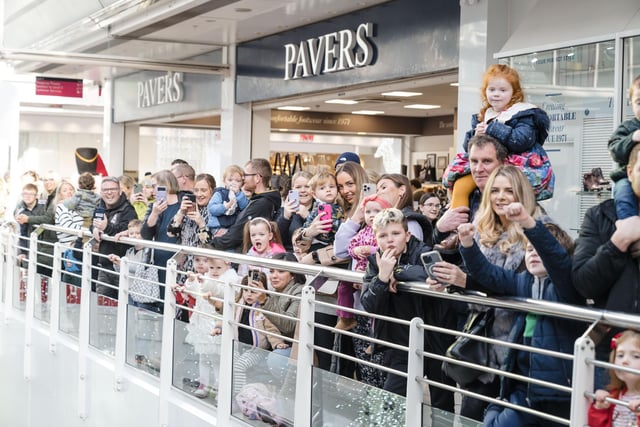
{"left": 36, "top": 223, "right": 638, "bottom": 330}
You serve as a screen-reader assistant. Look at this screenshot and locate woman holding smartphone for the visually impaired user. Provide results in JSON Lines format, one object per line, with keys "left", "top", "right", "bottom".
{"left": 141, "top": 170, "right": 182, "bottom": 304}
{"left": 274, "top": 170, "right": 313, "bottom": 251}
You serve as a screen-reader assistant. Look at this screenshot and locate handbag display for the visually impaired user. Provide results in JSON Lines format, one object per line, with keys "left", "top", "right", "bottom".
{"left": 441, "top": 308, "right": 494, "bottom": 387}
{"left": 130, "top": 248, "right": 161, "bottom": 304}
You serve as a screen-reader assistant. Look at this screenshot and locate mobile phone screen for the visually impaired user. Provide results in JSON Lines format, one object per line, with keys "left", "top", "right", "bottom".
{"left": 288, "top": 190, "right": 300, "bottom": 210}
{"left": 186, "top": 194, "right": 197, "bottom": 213}
{"left": 133, "top": 183, "right": 143, "bottom": 194}
{"left": 156, "top": 186, "right": 167, "bottom": 202}
{"left": 93, "top": 207, "right": 105, "bottom": 220}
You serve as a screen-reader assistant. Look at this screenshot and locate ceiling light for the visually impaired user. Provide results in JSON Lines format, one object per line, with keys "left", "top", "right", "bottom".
{"left": 450, "top": 82, "right": 459, "bottom": 87}
{"left": 325, "top": 99, "right": 358, "bottom": 105}
{"left": 357, "top": 132, "right": 367, "bottom": 135}
{"left": 352, "top": 110, "right": 384, "bottom": 115}
{"left": 381, "top": 91, "right": 422, "bottom": 97}
{"left": 279, "top": 129, "right": 289, "bottom": 132}
{"left": 277, "top": 106, "right": 310, "bottom": 111}
{"left": 404, "top": 104, "right": 441, "bottom": 110}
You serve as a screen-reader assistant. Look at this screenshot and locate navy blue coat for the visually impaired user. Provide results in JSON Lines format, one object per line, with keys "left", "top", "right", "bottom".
{"left": 460, "top": 221, "right": 585, "bottom": 403}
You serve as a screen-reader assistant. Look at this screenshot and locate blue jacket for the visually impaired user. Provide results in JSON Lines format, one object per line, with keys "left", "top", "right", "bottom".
{"left": 460, "top": 221, "right": 585, "bottom": 403}
{"left": 207, "top": 187, "right": 249, "bottom": 229}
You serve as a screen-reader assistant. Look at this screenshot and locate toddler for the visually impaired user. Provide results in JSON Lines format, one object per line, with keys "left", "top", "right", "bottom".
{"left": 238, "top": 217, "right": 285, "bottom": 279}
{"left": 608, "top": 74, "right": 640, "bottom": 222}
{"left": 184, "top": 254, "right": 240, "bottom": 398}
{"left": 207, "top": 165, "right": 248, "bottom": 237}
{"left": 589, "top": 330, "right": 640, "bottom": 427}
{"left": 336, "top": 195, "right": 391, "bottom": 330}
{"left": 302, "top": 171, "right": 344, "bottom": 245}
{"left": 64, "top": 172, "right": 101, "bottom": 228}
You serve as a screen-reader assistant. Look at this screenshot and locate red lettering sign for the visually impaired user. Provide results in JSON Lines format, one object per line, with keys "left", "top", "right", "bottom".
{"left": 35, "top": 77, "right": 83, "bottom": 98}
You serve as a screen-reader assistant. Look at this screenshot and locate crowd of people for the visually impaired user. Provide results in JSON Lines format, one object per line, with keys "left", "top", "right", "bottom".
{"left": 4, "top": 66, "right": 640, "bottom": 425}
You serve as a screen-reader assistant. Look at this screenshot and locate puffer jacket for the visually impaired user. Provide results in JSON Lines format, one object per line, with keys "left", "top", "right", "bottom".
{"left": 572, "top": 198, "right": 640, "bottom": 358}
{"left": 608, "top": 117, "right": 640, "bottom": 181}
{"left": 463, "top": 103, "right": 550, "bottom": 152}
{"left": 461, "top": 220, "right": 585, "bottom": 402}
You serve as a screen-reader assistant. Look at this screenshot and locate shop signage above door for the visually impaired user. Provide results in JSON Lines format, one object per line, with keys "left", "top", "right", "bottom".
{"left": 284, "top": 22, "right": 375, "bottom": 80}
{"left": 35, "top": 77, "right": 83, "bottom": 98}
{"left": 137, "top": 71, "right": 185, "bottom": 108}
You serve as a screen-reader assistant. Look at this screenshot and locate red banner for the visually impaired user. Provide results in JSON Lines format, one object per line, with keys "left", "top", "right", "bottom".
{"left": 35, "top": 77, "right": 83, "bottom": 98}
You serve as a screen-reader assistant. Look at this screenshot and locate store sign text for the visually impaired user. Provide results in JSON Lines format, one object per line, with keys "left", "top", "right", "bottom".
{"left": 284, "top": 22, "right": 376, "bottom": 80}
{"left": 137, "top": 72, "right": 185, "bottom": 108}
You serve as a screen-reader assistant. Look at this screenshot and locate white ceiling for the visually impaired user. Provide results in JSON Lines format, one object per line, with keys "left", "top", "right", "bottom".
{"left": 3, "top": 0, "right": 458, "bottom": 119}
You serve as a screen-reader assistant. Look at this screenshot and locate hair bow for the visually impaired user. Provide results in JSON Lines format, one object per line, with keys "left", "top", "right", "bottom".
{"left": 611, "top": 332, "right": 623, "bottom": 350}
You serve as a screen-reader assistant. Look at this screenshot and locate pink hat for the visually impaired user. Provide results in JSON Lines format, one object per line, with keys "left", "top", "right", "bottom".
{"left": 363, "top": 194, "right": 392, "bottom": 209}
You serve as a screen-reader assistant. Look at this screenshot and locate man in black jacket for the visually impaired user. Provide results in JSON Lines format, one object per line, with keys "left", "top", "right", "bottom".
{"left": 573, "top": 142, "right": 640, "bottom": 388}
{"left": 92, "top": 176, "right": 138, "bottom": 299}
{"left": 210, "top": 158, "right": 281, "bottom": 252}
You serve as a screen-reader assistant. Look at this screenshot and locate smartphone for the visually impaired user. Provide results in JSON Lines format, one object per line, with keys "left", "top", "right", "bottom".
{"left": 93, "top": 206, "right": 105, "bottom": 221}
{"left": 250, "top": 270, "right": 261, "bottom": 282}
{"left": 133, "top": 183, "right": 143, "bottom": 194}
{"left": 186, "top": 193, "right": 197, "bottom": 213}
{"left": 156, "top": 186, "right": 167, "bottom": 203}
{"left": 318, "top": 203, "right": 333, "bottom": 231}
{"left": 420, "top": 250, "right": 445, "bottom": 283}
{"left": 362, "top": 182, "right": 376, "bottom": 198}
{"left": 288, "top": 190, "right": 300, "bottom": 211}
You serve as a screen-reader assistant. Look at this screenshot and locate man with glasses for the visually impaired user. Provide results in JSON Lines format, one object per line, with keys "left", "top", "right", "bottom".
{"left": 14, "top": 183, "right": 45, "bottom": 265}
{"left": 92, "top": 176, "right": 138, "bottom": 299}
{"left": 171, "top": 163, "right": 196, "bottom": 193}
{"left": 210, "top": 158, "right": 281, "bottom": 251}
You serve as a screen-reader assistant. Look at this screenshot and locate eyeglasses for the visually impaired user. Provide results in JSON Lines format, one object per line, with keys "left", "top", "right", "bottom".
{"left": 243, "top": 173, "right": 259, "bottom": 177}
{"left": 101, "top": 187, "right": 120, "bottom": 193}
{"left": 21, "top": 192, "right": 37, "bottom": 197}
{"left": 423, "top": 203, "right": 441, "bottom": 208}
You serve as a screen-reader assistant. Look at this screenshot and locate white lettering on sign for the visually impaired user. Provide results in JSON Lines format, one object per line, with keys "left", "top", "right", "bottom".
{"left": 137, "top": 72, "right": 185, "bottom": 108}
{"left": 284, "top": 22, "right": 375, "bottom": 80}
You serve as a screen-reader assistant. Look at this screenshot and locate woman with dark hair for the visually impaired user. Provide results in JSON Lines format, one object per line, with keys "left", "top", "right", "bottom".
{"left": 168, "top": 173, "right": 216, "bottom": 249}
{"left": 140, "top": 170, "right": 181, "bottom": 304}
{"left": 376, "top": 173, "right": 433, "bottom": 246}
{"left": 262, "top": 252, "right": 305, "bottom": 375}
{"left": 419, "top": 192, "right": 443, "bottom": 228}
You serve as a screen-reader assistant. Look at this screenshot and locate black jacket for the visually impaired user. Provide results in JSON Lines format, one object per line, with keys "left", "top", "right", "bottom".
{"left": 211, "top": 190, "right": 281, "bottom": 251}
{"left": 361, "top": 236, "right": 459, "bottom": 353}
{"left": 572, "top": 198, "right": 639, "bottom": 357}
{"left": 93, "top": 193, "right": 138, "bottom": 269}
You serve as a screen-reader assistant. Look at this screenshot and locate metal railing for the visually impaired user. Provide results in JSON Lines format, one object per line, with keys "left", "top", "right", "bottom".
{"left": 1, "top": 221, "right": 638, "bottom": 426}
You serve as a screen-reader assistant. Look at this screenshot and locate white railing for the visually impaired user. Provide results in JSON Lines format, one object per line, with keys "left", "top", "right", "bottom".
{"left": 0, "top": 221, "right": 638, "bottom": 426}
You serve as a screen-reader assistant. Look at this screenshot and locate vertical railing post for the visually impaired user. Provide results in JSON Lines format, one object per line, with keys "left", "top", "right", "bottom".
{"left": 0, "top": 228, "right": 7, "bottom": 320}
{"left": 77, "top": 240, "right": 94, "bottom": 421}
{"left": 23, "top": 231, "right": 38, "bottom": 382}
{"left": 3, "top": 229, "right": 14, "bottom": 322}
{"left": 217, "top": 274, "right": 239, "bottom": 424}
{"left": 113, "top": 256, "right": 129, "bottom": 392}
{"left": 293, "top": 285, "right": 315, "bottom": 426}
{"left": 158, "top": 259, "right": 177, "bottom": 427}
{"left": 48, "top": 242, "right": 62, "bottom": 354}
{"left": 406, "top": 317, "right": 425, "bottom": 427}
{"left": 570, "top": 335, "right": 595, "bottom": 427}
